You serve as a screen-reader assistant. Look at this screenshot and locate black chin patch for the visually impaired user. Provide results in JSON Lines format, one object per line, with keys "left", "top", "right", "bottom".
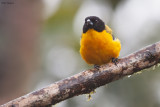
{"left": 83, "top": 16, "right": 105, "bottom": 33}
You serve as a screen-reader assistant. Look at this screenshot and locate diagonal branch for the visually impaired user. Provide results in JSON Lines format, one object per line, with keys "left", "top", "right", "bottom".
{"left": 1, "top": 41, "right": 160, "bottom": 107}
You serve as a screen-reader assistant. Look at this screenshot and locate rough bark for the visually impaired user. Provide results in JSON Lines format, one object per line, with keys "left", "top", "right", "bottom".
{"left": 1, "top": 41, "right": 160, "bottom": 107}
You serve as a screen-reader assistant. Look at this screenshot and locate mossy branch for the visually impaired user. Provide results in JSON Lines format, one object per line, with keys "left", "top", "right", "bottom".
{"left": 1, "top": 41, "right": 160, "bottom": 107}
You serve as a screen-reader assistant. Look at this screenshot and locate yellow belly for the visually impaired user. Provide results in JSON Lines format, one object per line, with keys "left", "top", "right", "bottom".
{"left": 80, "top": 29, "right": 121, "bottom": 65}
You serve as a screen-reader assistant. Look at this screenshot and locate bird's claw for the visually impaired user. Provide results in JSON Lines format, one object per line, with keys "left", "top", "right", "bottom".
{"left": 94, "top": 64, "right": 100, "bottom": 69}
{"left": 112, "top": 58, "right": 118, "bottom": 66}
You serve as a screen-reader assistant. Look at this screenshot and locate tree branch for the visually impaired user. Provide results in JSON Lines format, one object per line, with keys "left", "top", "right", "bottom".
{"left": 1, "top": 41, "right": 160, "bottom": 107}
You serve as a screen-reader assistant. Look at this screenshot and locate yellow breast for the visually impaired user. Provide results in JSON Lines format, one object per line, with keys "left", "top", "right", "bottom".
{"left": 80, "top": 29, "right": 121, "bottom": 65}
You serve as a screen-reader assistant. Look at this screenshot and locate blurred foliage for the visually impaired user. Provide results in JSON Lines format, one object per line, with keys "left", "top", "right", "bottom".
{"left": 43, "top": 0, "right": 82, "bottom": 53}
{"left": 107, "top": 0, "right": 123, "bottom": 9}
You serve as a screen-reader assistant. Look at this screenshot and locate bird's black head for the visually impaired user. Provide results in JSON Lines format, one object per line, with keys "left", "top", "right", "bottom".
{"left": 83, "top": 16, "right": 105, "bottom": 33}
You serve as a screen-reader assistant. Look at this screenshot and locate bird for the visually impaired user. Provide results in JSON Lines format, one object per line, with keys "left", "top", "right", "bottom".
{"left": 80, "top": 16, "right": 121, "bottom": 67}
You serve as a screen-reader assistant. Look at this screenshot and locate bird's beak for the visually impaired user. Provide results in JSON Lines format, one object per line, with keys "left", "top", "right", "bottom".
{"left": 86, "top": 19, "right": 93, "bottom": 27}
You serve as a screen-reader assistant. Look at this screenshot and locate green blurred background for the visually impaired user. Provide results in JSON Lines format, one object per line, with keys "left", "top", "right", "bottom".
{"left": 0, "top": 0, "right": 160, "bottom": 106}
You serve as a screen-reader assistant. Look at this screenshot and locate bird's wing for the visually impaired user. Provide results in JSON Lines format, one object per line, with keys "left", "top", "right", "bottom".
{"left": 105, "top": 25, "right": 115, "bottom": 40}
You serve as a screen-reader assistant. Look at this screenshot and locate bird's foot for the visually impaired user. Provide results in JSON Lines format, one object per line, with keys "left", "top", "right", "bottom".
{"left": 112, "top": 58, "right": 119, "bottom": 66}
{"left": 94, "top": 64, "right": 100, "bottom": 69}
{"left": 146, "top": 51, "right": 155, "bottom": 62}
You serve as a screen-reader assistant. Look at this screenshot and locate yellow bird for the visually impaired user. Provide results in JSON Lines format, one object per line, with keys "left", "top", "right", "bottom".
{"left": 80, "top": 16, "right": 121, "bottom": 67}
